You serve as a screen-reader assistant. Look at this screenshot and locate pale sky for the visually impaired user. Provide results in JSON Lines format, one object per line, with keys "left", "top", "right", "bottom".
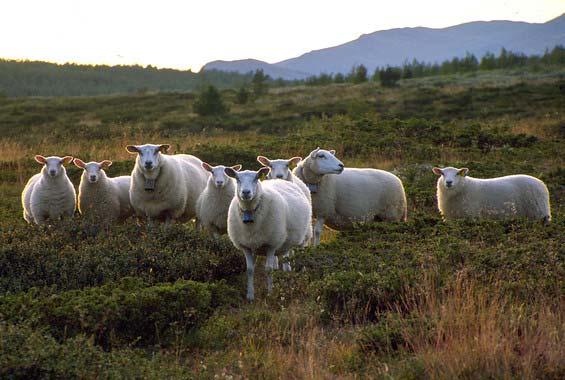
{"left": 1, "top": 0, "right": 563, "bottom": 71}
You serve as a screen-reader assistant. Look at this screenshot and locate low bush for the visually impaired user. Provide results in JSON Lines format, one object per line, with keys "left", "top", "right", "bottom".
{"left": 0, "top": 277, "right": 239, "bottom": 348}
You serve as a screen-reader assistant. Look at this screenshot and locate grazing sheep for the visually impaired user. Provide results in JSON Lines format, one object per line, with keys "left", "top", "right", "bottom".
{"left": 225, "top": 167, "right": 312, "bottom": 301}
{"left": 74, "top": 159, "right": 133, "bottom": 224}
{"left": 257, "top": 155, "right": 313, "bottom": 245}
{"left": 21, "top": 155, "right": 76, "bottom": 224}
{"left": 195, "top": 162, "right": 242, "bottom": 237}
{"left": 126, "top": 144, "right": 209, "bottom": 223}
{"left": 293, "top": 148, "right": 407, "bottom": 246}
{"left": 432, "top": 166, "right": 551, "bottom": 222}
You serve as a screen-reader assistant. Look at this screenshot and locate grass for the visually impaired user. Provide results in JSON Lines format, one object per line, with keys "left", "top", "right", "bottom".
{"left": 0, "top": 67, "right": 563, "bottom": 378}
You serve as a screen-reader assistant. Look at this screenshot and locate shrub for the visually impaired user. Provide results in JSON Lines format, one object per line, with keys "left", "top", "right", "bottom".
{"left": 0, "top": 277, "right": 239, "bottom": 348}
{"left": 0, "top": 220, "right": 245, "bottom": 293}
{"left": 193, "top": 85, "right": 228, "bottom": 116}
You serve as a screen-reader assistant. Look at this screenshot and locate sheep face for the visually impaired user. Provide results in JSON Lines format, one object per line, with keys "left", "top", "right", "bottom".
{"left": 74, "top": 159, "right": 112, "bottom": 183}
{"left": 307, "top": 148, "right": 344, "bottom": 175}
{"left": 225, "top": 168, "right": 270, "bottom": 201}
{"left": 202, "top": 162, "right": 242, "bottom": 188}
{"left": 433, "top": 166, "right": 469, "bottom": 191}
{"left": 257, "top": 156, "right": 302, "bottom": 180}
{"left": 126, "top": 144, "right": 170, "bottom": 177}
{"left": 35, "top": 155, "right": 73, "bottom": 178}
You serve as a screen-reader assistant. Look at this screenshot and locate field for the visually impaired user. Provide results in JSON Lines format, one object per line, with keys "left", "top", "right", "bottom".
{"left": 0, "top": 68, "right": 564, "bottom": 379}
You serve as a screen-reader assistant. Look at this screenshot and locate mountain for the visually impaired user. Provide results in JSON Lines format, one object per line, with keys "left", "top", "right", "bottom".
{"left": 202, "top": 14, "right": 565, "bottom": 79}
{"left": 202, "top": 59, "right": 311, "bottom": 80}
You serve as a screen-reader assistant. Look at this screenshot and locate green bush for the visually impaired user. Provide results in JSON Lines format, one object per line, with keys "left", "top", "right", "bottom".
{"left": 0, "top": 220, "right": 245, "bottom": 293}
{"left": 0, "top": 277, "right": 239, "bottom": 348}
{"left": 0, "top": 323, "right": 195, "bottom": 379}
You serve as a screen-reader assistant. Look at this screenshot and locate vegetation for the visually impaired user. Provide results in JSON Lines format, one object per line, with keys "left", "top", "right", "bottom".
{"left": 193, "top": 85, "right": 229, "bottom": 116}
{"left": 0, "top": 65, "right": 563, "bottom": 378}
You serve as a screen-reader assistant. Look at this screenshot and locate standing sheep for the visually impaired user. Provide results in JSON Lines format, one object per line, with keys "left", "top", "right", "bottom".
{"left": 432, "top": 166, "right": 551, "bottom": 222}
{"left": 195, "top": 162, "right": 242, "bottom": 237}
{"left": 74, "top": 159, "right": 133, "bottom": 224}
{"left": 225, "top": 167, "right": 312, "bottom": 301}
{"left": 126, "top": 144, "right": 209, "bottom": 223}
{"left": 293, "top": 148, "right": 407, "bottom": 246}
{"left": 21, "top": 155, "right": 76, "bottom": 224}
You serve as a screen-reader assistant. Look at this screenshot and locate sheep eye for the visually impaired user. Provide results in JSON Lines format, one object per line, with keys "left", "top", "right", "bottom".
{"left": 318, "top": 154, "right": 325, "bottom": 159}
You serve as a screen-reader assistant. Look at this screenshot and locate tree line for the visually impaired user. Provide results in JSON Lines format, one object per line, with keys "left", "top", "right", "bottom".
{"left": 304, "top": 45, "right": 565, "bottom": 87}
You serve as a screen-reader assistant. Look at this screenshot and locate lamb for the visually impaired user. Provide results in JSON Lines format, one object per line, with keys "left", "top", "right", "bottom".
{"left": 225, "top": 167, "right": 312, "bottom": 301}
{"left": 432, "top": 166, "right": 551, "bottom": 222}
{"left": 293, "top": 148, "right": 408, "bottom": 246}
{"left": 126, "top": 144, "right": 209, "bottom": 223}
{"left": 73, "top": 159, "right": 133, "bottom": 224}
{"left": 21, "top": 155, "right": 76, "bottom": 224}
{"left": 195, "top": 162, "right": 242, "bottom": 237}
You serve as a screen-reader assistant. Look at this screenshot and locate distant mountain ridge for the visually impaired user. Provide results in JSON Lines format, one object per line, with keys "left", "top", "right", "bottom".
{"left": 202, "top": 14, "right": 565, "bottom": 79}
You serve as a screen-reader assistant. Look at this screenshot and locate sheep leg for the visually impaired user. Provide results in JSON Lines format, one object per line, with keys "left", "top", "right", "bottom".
{"left": 265, "top": 249, "right": 278, "bottom": 294}
{"left": 244, "top": 250, "right": 256, "bottom": 302}
{"left": 313, "top": 217, "right": 324, "bottom": 246}
{"left": 282, "top": 250, "right": 292, "bottom": 272}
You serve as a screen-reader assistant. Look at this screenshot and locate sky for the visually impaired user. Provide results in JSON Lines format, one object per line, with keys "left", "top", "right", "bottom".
{"left": 1, "top": 0, "right": 563, "bottom": 71}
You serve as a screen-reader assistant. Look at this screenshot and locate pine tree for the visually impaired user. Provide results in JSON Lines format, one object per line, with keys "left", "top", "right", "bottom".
{"left": 193, "top": 85, "right": 228, "bottom": 116}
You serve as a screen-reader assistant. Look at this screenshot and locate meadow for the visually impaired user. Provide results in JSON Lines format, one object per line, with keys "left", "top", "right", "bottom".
{"left": 0, "top": 68, "right": 564, "bottom": 379}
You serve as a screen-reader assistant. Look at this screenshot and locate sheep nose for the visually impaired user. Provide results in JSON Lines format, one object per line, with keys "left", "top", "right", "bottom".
{"left": 338, "top": 163, "right": 344, "bottom": 169}
{"left": 276, "top": 174, "right": 284, "bottom": 179}
{"left": 446, "top": 181, "right": 453, "bottom": 187}
{"left": 90, "top": 175, "right": 96, "bottom": 181}
{"left": 49, "top": 170, "right": 56, "bottom": 176}
{"left": 144, "top": 162, "right": 153, "bottom": 169}
{"left": 241, "top": 189, "right": 251, "bottom": 197}
{"left": 216, "top": 181, "right": 224, "bottom": 186}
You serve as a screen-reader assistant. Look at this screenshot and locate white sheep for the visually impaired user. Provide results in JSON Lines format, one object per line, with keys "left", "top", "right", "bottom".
{"left": 225, "top": 167, "right": 312, "bottom": 301}
{"left": 126, "top": 144, "right": 209, "bottom": 223}
{"left": 293, "top": 148, "right": 408, "bottom": 246}
{"left": 195, "top": 162, "right": 242, "bottom": 237}
{"left": 257, "top": 155, "right": 313, "bottom": 245}
{"left": 21, "top": 155, "right": 76, "bottom": 224}
{"left": 73, "top": 159, "right": 133, "bottom": 224}
{"left": 432, "top": 166, "right": 551, "bottom": 222}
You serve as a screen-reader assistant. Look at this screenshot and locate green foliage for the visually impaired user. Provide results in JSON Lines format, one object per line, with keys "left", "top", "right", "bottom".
{"left": 235, "top": 86, "right": 250, "bottom": 104}
{"left": 0, "top": 277, "right": 239, "bottom": 348}
{"left": 379, "top": 67, "right": 402, "bottom": 87}
{"left": 251, "top": 69, "right": 269, "bottom": 97}
{"left": 0, "top": 323, "right": 196, "bottom": 378}
{"left": 0, "top": 220, "right": 244, "bottom": 293}
{"left": 193, "top": 85, "right": 228, "bottom": 116}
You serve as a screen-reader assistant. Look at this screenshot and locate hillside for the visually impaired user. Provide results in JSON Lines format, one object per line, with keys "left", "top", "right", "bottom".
{"left": 204, "top": 14, "right": 565, "bottom": 77}
{"left": 0, "top": 69, "right": 563, "bottom": 378}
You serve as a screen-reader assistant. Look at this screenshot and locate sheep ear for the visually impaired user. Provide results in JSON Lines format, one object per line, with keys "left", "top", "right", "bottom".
{"left": 201, "top": 162, "right": 213, "bottom": 172}
{"left": 231, "top": 164, "right": 242, "bottom": 171}
{"left": 100, "top": 160, "right": 112, "bottom": 169}
{"left": 310, "top": 147, "right": 320, "bottom": 158}
{"left": 34, "top": 155, "right": 47, "bottom": 164}
{"left": 158, "top": 144, "right": 171, "bottom": 153}
{"left": 61, "top": 156, "right": 74, "bottom": 165}
{"left": 432, "top": 167, "right": 443, "bottom": 176}
{"left": 224, "top": 167, "right": 238, "bottom": 179}
{"left": 257, "top": 167, "right": 270, "bottom": 180}
{"left": 329, "top": 150, "right": 336, "bottom": 156}
{"left": 257, "top": 156, "right": 270, "bottom": 167}
{"left": 288, "top": 157, "right": 302, "bottom": 167}
{"left": 73, "top": 158, "right": 86, "bottom": 169}
{"left": 126, "top": 145, "right": 139, "bottom": 154}
{"left": 458, "top": 168, "right": 469, "bottom": 177}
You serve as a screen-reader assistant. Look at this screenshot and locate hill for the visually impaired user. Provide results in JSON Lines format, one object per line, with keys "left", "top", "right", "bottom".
{"left": 204, "top": 14, "right": 565, "bottom": 77}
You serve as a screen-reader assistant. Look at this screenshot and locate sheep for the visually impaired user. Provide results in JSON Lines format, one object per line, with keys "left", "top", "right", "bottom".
{"left": 293, "top": 148, "right": 408, "bottom": 246}
{"left": 257, "top": 155, "right": 311, "bottom": 202}
{"left": 225, "top": 167, "right": 312, "bottom": 301}
{"left": 21, "top": 155, "right": 76, "bottom": 224}
{"left": 195, "top": 162, "right": 242, "bottom": 237}
{"left": 126, "top": 144, "right": 209, "bottom": 223}
{"left": 257, "top": 155, "right": 313, "bottom": 245}
{"left": 432, "top": 166, "right": 551, "bottom": 222}
{"left": 73, "top": 159, "right": 134, "bottom": 224}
